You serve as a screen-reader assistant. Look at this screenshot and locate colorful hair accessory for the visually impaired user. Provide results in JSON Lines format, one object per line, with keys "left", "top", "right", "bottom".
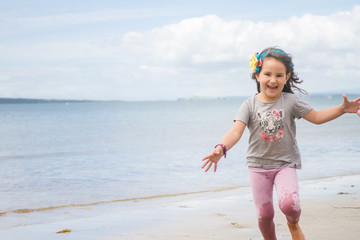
{"left": 249, "top": 53, "right": 260, "bottom": 72}
{"left": 249, "top": 49, "right": 294, "bottom": 73}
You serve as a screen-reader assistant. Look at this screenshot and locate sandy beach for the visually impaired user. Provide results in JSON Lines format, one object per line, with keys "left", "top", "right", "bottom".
{"left": 1, "top": 174, "right": 359, "bottom": 240}
{"left": 116, "top": 174, "right": 360, "bottom": 240}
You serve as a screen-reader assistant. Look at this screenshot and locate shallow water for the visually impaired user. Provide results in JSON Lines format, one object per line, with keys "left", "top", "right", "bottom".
{"left": 0, "top": 94, "right": 359, "bottom": 229}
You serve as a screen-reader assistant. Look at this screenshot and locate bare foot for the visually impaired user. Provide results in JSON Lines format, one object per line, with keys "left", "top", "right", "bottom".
{"left": 287, "top": 222, "right": 306, "bottom": 240}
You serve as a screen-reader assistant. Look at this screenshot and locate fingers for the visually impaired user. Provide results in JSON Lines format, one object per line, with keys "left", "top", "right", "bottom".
{"left": 202, "top": 150, "right": 222, "bottom": 172}
{"left": 201, "top": 155, "right": 210, "bottom": 161}
{"left": 201, "top": 159, "right": 217, "bottom": 172}
{"left": 201, "top": 160, "right": 209, "bottom": 169}
{"left": 342, "top": 94, "right": 350, "bottom": 105}
{"left": 205, "top": 162, "right": 212, "bottom": 172}
{"left": 203, "top": 160, "right": 212, "bottom": 172}
{"left": 342, "top": 94, "right": 360, "bottom": 114}
{"left": 355, "top": 98, "right": 360, "bottom": 114}
{"left": 343, "top": 94, "right": 360, "bottom": 104}
{"left": 201, "top": 151, "right": 219, "bottom": 161}
{"left": 205, "top": 162, "right": 217, "bottom": 172}
{"left": 343, "top": 94, "right": 360, "bottom": 103}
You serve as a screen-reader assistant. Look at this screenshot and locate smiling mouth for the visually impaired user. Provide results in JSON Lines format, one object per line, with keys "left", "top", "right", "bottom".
{"left": 267, "top": 85, "right": 278, "bottom": 90}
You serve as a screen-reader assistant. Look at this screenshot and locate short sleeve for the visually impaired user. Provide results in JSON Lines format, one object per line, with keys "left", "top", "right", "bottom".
{"left": 292, "top": 95, "right": 312, "bottom": 119}
{"left": 234, "top": 99, "right": 250, "bottom": 125}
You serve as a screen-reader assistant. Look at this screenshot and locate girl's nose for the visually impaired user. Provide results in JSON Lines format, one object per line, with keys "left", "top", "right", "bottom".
{"left": 269, "top": 77, "right": 277, "bottom": 83}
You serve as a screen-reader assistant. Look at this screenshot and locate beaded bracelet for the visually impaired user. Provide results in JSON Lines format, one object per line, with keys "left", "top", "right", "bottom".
{"left": 214, "top": 144, "right": 227, "bottom": 158}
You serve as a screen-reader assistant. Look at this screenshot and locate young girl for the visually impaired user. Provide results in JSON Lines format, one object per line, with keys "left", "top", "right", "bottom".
{"left": 201, "top": 47, "right": 360, "bottom": 240}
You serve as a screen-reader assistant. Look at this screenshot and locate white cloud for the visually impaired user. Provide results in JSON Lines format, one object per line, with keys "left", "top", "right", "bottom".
{"left": 123, "top": 15, "right": 247, "bottom": 64}
{"left": 123, "top": 6, "right": 360, "bottom": 67}
{"left": 1, "top": 6, "right": 360, "bottom": 100}
{"left": 117, "top": 6, "right": 360, "bottom": 98}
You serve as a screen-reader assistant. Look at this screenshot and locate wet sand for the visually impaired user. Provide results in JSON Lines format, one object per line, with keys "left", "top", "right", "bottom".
{"left": 117, "top": 174, "right": 360, "bottom": 240}
{"left": 1, "top": 174, "right": 359, "bottom": 240}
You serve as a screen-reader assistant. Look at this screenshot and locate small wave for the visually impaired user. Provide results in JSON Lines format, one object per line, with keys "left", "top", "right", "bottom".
{"left": 3, "top": 173, "right": 359, "bottom": 217}
{"left": 0, "top": 185, "right": 245, "bottom": 217}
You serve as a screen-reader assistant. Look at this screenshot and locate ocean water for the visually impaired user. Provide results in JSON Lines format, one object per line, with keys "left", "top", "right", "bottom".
{"left": 0, "top": 95, "right": 359, "bottom": 230}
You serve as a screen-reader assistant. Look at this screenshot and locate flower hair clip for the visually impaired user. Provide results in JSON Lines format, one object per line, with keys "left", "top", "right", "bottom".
{"left": 249, "top": 49, "right": 294, "bottom": 73}
{"left": 249, "top": 52, "right": 262, "bottom": 73}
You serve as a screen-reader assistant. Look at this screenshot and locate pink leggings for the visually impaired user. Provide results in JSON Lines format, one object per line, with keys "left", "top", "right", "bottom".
{"left": 248, "top": 166, "right": 301, "bottom": 240}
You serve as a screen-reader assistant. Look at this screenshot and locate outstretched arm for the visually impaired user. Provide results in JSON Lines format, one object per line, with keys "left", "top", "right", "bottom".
{"left": 201, "top": 120, "right": 246, "bottom": 172}
{"left": 304, "top": 94, "right": 360, "bottom": 124}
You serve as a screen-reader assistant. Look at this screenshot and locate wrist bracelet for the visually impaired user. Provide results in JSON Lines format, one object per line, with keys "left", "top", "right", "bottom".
{"left": 214, "top": 144, "right": 227, "bottom": 158}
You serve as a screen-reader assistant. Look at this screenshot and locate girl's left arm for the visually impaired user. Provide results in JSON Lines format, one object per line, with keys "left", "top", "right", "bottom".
{"left": 303, "top": 95, "right": 360, "bottom": 125}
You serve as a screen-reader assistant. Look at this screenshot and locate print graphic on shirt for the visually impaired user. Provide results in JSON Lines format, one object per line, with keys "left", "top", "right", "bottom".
{"left": 257, "top": 109, "right": 284, "bottom": 142}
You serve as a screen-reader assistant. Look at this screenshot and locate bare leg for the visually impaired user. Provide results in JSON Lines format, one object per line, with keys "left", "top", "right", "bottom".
{"left": 287, "top": 222, "right": 306, "bottom": 240}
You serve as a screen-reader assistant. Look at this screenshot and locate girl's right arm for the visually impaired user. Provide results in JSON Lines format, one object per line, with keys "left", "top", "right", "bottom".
{"left": 201, "top": 120, "right": 246, "bottom": 172}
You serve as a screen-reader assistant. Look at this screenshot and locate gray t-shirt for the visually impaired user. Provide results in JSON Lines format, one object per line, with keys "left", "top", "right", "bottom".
{"left": 234, "top": 92, "right": 312, "bottom": 169}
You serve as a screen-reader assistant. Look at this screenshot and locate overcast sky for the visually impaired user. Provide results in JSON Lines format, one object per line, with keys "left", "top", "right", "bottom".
{"left": 1, "top": 0, "right": 360, "bottom": 101}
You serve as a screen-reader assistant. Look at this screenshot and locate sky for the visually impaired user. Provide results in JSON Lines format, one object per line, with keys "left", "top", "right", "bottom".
{"left": 1, "top": 0, "right": 360, "bottom": 101}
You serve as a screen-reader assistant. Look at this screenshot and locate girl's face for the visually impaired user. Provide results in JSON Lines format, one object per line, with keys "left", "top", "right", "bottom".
{"left": 255, "top": 57, "right": 290, "bottom": 102}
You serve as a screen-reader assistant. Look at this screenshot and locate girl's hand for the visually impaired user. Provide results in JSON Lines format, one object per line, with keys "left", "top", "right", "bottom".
{"left": 342, "top": 94, "right": 360, "bottom": 117}
{"left": 201, "top": 146, "right": 223, "bottom": 172}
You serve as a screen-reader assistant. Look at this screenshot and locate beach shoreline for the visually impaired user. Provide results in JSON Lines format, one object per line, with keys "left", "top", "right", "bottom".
{"left": 114, "top": 174, "right": 360, "bottom": 240}
{"left": 1, "top": 174, "right": 359, "bottom": 240}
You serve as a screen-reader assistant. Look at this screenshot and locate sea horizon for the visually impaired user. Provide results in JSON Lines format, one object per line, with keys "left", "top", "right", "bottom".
{"left": 0, "top": 91, "right": 358, "bottom": 104}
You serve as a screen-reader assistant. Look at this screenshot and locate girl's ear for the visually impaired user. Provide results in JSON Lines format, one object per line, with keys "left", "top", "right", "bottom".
{"left": 286, "top": 73, "right": 291, "bottom": 81}
{"left": 255, "top": 73, "right": 260, "bottom": 82}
